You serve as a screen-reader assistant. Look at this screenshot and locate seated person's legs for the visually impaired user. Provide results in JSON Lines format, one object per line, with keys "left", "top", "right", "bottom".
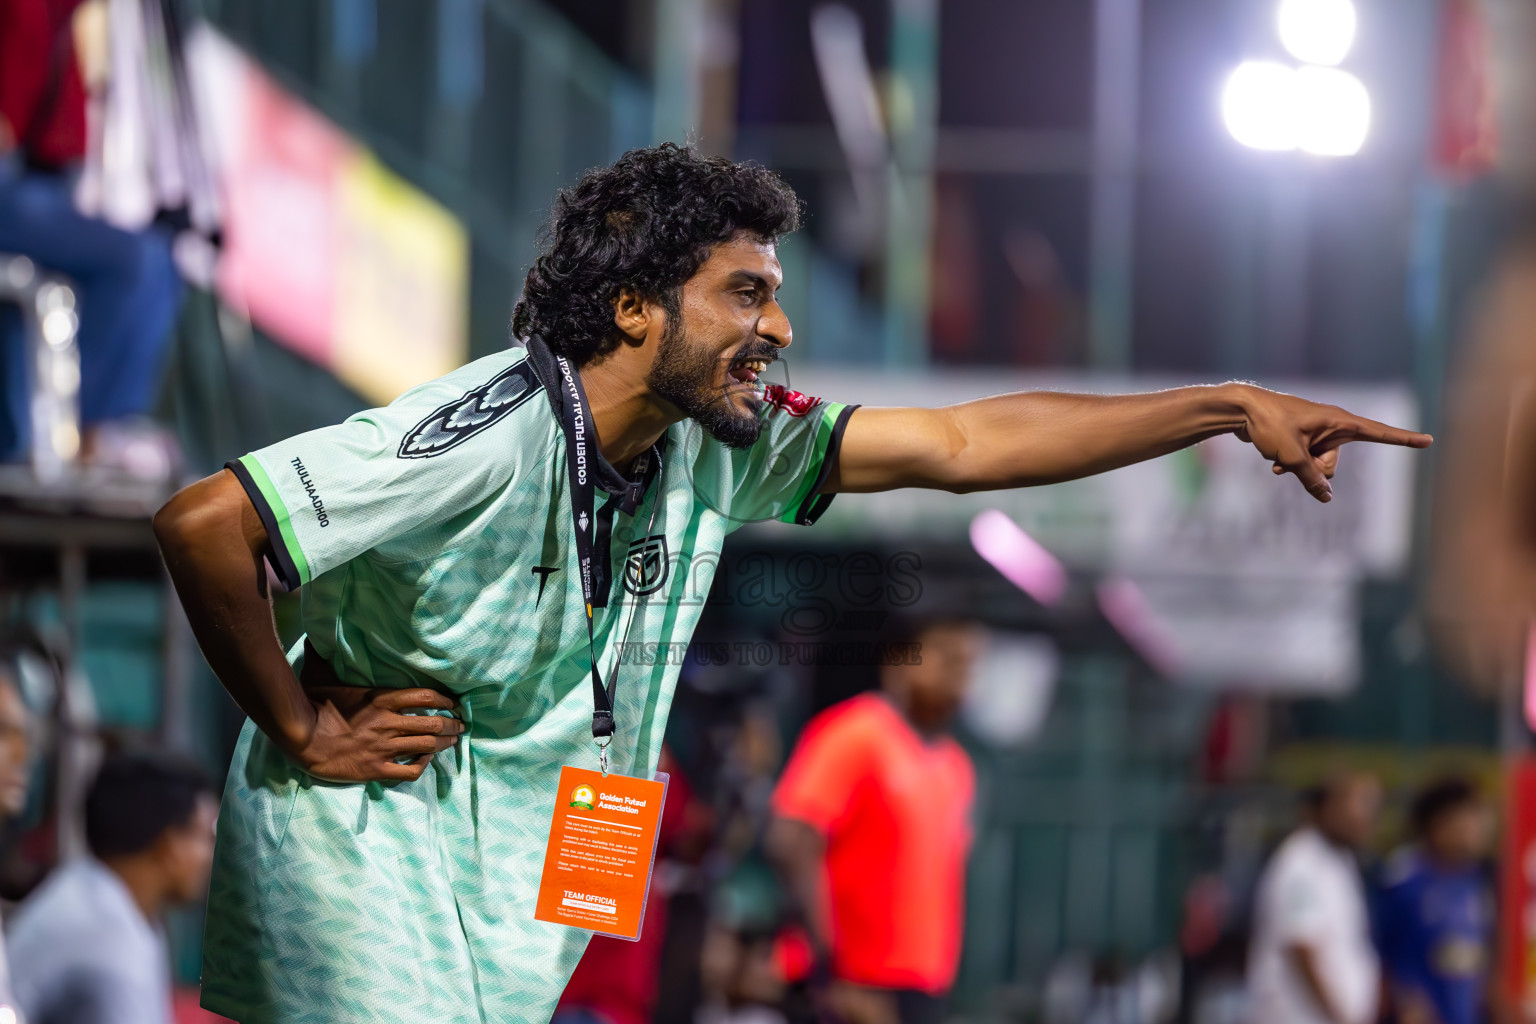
{"left": 78, "top": 226, "right": 181, "bottom": 427}
{"left": 0, "top": 164, "right": 184, "bottom": 474}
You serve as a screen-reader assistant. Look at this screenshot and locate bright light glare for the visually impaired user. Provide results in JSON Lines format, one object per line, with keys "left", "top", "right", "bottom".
{"left": 52, "top": 421, "right": 80, "bottom": 460}
{"left": 1223, "top": 61, "right": 1298, "bottom": 151}
{"left": 1223, "top": 61, "right": 1369, "bottom": 157}
{"left": 1295, "top": 66, "right": 1370, "bottom": 155}
{"left": 1278, "top": 0, "right": 1357, "bottom": 66}
{"left": 41, "top": 308, "right": 78, "bottom": 347}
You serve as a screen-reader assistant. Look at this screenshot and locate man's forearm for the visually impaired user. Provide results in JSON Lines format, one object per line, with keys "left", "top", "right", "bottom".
{"left": 766, "top": 817, "right": 834, "bottom": 959}
{"left": 833, "top": 383, "right": 1253, "bottom": 493}
{"left": 940, "top": 384, "right": 1251, "bottom": 490}
{"left": 1287, "top": 944, "right": 1350, "bottom": 1024}
{"left": 834, "top": 378, "right": 1425, "bottom": 498}
{"left": 155, "top": 471, "right": 315, "bottom": 752}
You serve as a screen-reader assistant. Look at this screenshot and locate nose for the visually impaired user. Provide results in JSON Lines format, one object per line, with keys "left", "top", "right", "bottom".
{"left": 758, "top": 300, "right": 792, "bottom": 350}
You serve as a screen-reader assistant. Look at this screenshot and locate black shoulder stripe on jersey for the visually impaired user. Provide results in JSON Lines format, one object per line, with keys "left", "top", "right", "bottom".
{"left": 789, "top": 404, "right": 859, "bottom": 527}
{"left": 226, "top": 458, "right": 305, "bottom": 592}
{"left": 397, "top": 358, "right": 544, "bottom": 459}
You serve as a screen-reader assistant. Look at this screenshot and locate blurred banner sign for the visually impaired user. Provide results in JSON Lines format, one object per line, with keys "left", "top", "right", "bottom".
{"left": 188, "top": 29, "right": 468, "bottom": 404}
{"left": 776, "top": 370, "right": 1418, "bottom": 691}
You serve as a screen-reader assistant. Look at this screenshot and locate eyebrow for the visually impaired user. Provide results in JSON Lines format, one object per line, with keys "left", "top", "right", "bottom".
{"left": 724, "top": 270, "right": 779, "bottom": 292}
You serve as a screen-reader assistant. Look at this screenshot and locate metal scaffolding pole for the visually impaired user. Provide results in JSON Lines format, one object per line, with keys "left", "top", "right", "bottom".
{"left": 1089, "top": 0, "right": 1142, "bottom": 372}
{"left": 881, "top": 0, "right": 939, "bottom": 368}
{"left": 652, "top": 0, "right": 705, "bottom": 143}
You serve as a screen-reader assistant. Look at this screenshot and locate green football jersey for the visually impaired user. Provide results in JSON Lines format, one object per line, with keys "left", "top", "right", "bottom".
{"left": 203, "top": 341, "right": 854, "bottom": 1024}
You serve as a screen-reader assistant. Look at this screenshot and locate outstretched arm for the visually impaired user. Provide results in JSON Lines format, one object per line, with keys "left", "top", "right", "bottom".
{"left": 828, "top": 382, "right": 1431, "bottom": 502}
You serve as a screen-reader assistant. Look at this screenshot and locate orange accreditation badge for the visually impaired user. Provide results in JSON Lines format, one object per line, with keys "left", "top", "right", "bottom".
{"left": 534, "top": 765, "right": 669, "bottom": 941}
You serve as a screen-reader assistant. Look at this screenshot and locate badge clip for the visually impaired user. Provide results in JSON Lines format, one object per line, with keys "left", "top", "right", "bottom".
{"left": 596, "top": 735, "right": 611, "bottom": 777}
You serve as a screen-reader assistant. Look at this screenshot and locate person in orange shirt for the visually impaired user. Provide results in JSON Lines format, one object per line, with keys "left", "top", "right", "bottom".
{"left": 768, "top": 618, "right": 984, "bottom": 1024}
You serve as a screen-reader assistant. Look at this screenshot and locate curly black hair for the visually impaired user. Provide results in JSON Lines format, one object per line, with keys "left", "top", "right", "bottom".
{"left": 511, "top": 143, "right": 802, "bottom": 365}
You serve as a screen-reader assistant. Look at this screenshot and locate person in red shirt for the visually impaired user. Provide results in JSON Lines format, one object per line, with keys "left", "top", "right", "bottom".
{"left": 0, "top": 0, "right": 88, "bottom": 167}
{"left": 769, "top": 618, "right": 983, "bottom": 1024}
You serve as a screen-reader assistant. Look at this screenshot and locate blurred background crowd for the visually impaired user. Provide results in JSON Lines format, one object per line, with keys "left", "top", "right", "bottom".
{"left": 3, "top": 0, "right": 1536, "bottom": 1022}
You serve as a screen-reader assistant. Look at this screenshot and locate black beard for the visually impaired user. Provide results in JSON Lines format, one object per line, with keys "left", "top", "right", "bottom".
{"left": 646, "top": 320, "right": 767, "bottom": 450}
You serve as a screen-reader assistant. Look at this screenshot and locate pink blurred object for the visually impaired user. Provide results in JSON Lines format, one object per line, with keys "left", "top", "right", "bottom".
{"left": 1525, "top": 623, "right": 1536, "bottom": 732}
{"left": 1097, "top": 576, "right": 1182, "bottom": 677}
{"left": 216, "top": 62, "right": 343, "bottom": 366}
{"left": 174, "top": 989, "right": 234, "bottom": 1024}
{"left": 969, "top": 509, "right": 1068, "bottom": 606}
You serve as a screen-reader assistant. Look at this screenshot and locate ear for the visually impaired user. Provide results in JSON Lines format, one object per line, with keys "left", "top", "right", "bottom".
{"left": 146, "top": 828, "right": 178, "bottom": 870}
{"left": 612, "top": 288, "right": 652, "bottom": 344}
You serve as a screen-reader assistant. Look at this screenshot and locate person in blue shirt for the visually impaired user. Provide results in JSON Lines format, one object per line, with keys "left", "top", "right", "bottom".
{"left": 1377, "top": 777, "right": 1505, "bottom": 1024}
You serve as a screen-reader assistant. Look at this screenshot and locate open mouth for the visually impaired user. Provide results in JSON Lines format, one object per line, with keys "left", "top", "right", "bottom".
{"left": 727, "top": 356, "right": 773, "bottom": 387}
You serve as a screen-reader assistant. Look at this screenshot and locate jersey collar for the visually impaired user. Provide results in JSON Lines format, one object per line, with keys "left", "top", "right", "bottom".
{"left": 525, "top": 335, "right": 665, "bottom": 514}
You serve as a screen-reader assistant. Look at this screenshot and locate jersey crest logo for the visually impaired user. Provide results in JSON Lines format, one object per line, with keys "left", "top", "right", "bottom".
{"left": 763, "top": 384, "right": 820, "bottom": 418}
{"left": 623, "top": 535, "right": 669, "bottom": 596}
{"left": 398, "top": 361, "right": 539, "bottom": 459}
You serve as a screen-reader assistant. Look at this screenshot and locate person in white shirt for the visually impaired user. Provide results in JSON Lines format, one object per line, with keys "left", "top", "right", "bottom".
{"left": 1248, "top": 772, "right": 1383, "bottom": 1024}
{"left": 8, "top": 752, "right": 217, "bottom": 1024}
{"left": 0, "top": 662, "right": 33, "bottom": 1024}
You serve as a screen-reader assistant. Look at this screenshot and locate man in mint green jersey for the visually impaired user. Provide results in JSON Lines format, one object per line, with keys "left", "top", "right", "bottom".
{"left": 155, "top": 144, "right": 1431, "bottom": 1023}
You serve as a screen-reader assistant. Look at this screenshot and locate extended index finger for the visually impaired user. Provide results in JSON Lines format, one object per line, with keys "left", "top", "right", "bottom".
{"left": 373, "top": 687, "right": 456, "bottom": 712}
{"left": 1333, "top": 414, "right": 1433, "bottom": 450}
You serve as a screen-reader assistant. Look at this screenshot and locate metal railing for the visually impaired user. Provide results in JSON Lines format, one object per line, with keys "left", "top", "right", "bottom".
{"left": 1, "top": 255, "right": 82, "bottom": 482}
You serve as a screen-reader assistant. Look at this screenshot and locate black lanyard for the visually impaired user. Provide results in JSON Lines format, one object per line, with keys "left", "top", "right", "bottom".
{"left": 549, "top": 352, "right": 661, "bottom": 744}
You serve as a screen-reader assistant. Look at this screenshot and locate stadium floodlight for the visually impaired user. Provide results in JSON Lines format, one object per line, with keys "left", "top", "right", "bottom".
{"left": 1222, "top": 60, "right": 1370, "bottom": 157}
{"left": 1277, "top": 0, "right": 1357, "bottom": 67}
{"left": 1223, "top": 61, "right": 1300, "bottom": 151}
{"left": 1294, "top": 66, "right": 1370, "bottom": 156}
